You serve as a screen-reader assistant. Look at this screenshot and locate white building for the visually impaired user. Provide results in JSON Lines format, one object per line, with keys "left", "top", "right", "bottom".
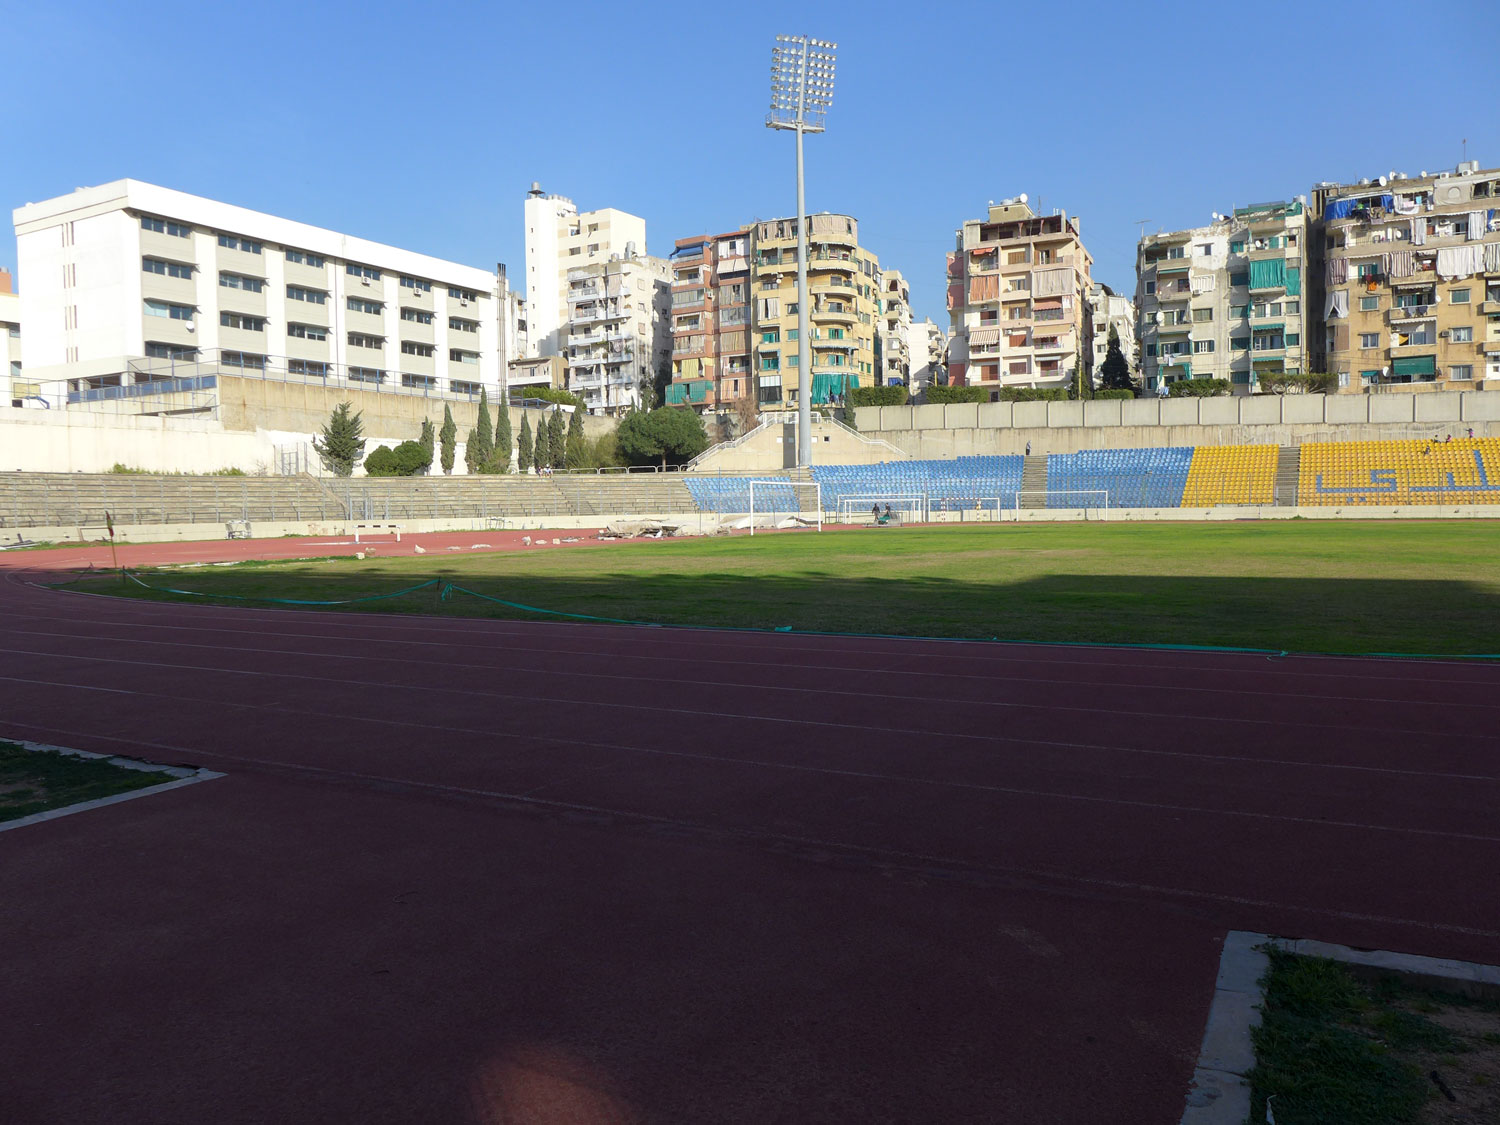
{"left": 563, "top": 253, "right": 670, "bottom": 415}
{"left": 12, "top": 179, "right": 510, "bottom": 402}
{"left": 908, "top": 318, "right": 947, "bottom": 390}
{"left": 524, "top": 184, "right": 647, "bottom": 358}
{"left": 1, "top": 269, "right": 20, "bottom": 406}
{"left": 877, "top": 269, "right": 912, "bottom": 386}
{"left": 1086, "top": 282, "right": 1136, "bottom": 383}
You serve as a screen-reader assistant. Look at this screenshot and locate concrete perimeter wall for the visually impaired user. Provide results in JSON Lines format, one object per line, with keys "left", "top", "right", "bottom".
{"left": 854, "top": 391, "right": 1500, "bottom": 457}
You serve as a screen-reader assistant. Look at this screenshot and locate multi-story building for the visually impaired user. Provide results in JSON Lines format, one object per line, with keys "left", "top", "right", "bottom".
{"left": 1, "top": 268, "right": 21, "bottom": 407}
{"left": 508, "top": 355, "right": 565, "bottom": 394}
{"left": 1311, "top": 162, "right": 1500, "bottom": 391}
{"left": 524, "top": 184, "right": 647, "bottom": 358}
{"left": 750, "top": 213, "right": 881, "bottom": 408}
{"left": 946, "top": 198, "right": 1094, "bottom": 394}
{"left": 1086, "top": 282, "right": 1136, "bottom": 382}
{"left": 12, "top": 180, "right": 509, "bottom": 401}
{"left": 1136, "top": 200, "right": 1308, "bottom": 395}
{"left": 562, "top": 252, "right": 669, "bottom": 415}
{"left": 908, "top": 318, "right": 947, "bottom": 391}
{"left": 665, "top": 231, "right": 753, "bottom": 426}
{"left": 876, "top": 269, "right": 912, "bottom": 386}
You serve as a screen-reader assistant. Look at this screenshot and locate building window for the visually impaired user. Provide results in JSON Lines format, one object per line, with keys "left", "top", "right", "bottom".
{"left": 143, "top": 257, "right": 193, "bottom": 279}
{"left": 1252, "top": 334, "right": 1284, "bottom": 351}
{"left": 1193, "top": 340, "right": 1215, "bottom": 353}
{"left": 1451, "top": 326, "right": 1474, "bottom": 343}
{"left": 1192, "top": 307, "right": 1213, "bottom": 323}
{"left": 287, "top": 323, "right": 328, "bottom": 341}
{"left": 1285, "top": 333, "right": 1300, "bottom": 346}
{"left": 217, "top": 234, "right": 263, "bottom": 254}
{"left": 1450, "top": 288, "right": 1471, "bottom": 304}
{"left": 219, "top": 272, "right": 264, "bottom": 293}
{"left": 348, "top": 332, "right": 384, "bottom": 349}
{"left": 400, "top": 373, "right": 437, "bottom": 390}
{"left": 144, "top": 300, "right": 196, "bottom": 320}
{"left": 1450, "top": 365, "right": 1474, "bottom": 381}
{"left": 448, "top": 287, "right": 478, "bottom": 302}
{"left": 401, "top": 341, "right": 434, "bottom": 357}
{"left": 286, "top": 286, "right": 326, "bottom": 304}
{"left": 448, "top": 349, "right": 478, "bottom": 364}
{"left": 1230, "top": 337, "right": 1249, "bottom": 351}
{"left": 1143, "top": 280, "right": 1156, "bottom": 295}
{"left": 288, "top": 359, "right": 327, "bottom": 376}
{"left": 347, "top": 264, "right": 381, "bottom": 280}
{"left": 347, "top": 297, "right": 383, "bottom": 315}
{"left": 1197, "top": 243, "right": 1212, "bottom": 256}
{"left": 220, "top": 312, "right": 265, "bottom": 332}
{"left": 450, "top": 379, "right": 481, "bottom": 396}
{"left": 141, "top": 215, "right": 191, "bottom": 237}
{"left": 5, "top": 323, "right": 18, "bottom": 337}
{"left": 1284, "top": 300, "right": 1300, "bottom": 315}
{"left": 401, "top": 308, "right": 434, "bottom": 324}
{"left": 400, "top": 276, "right": 432, "bottom": 292}
{"left": 347, "top": 366, "right": 384, "bottom": 384}
{"left": 220, "top": 350, "right": 265, "bottom": 369}
{"left": 448, "top": 317, "right": 478, "bottom": 333}
{"left": 1229, "top": 240, "right": 1245, "bottom": 254}
{"left": 144, "top": 341, "right": 198, "bottom": 360}
{"left": 1229, "top": 272, "right": 1248, "bottom": 287}
{"left": 1360, "top": 333, "right": 1380, "bottom": 348}
{"left": 284, "top": 249, "right": 326, "bottom": 267}
{"left": 1166, "top": 247, "right": 1185, "bottom": 259}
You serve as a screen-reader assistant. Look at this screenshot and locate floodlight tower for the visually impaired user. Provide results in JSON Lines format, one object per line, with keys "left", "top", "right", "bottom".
{"left": 767, "top": 35, "right": 836, "bottom": 467}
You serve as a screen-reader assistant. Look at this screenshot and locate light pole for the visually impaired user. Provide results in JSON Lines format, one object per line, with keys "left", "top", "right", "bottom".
{"left": 767, "top": 34, "right": 836, "bottom": 468}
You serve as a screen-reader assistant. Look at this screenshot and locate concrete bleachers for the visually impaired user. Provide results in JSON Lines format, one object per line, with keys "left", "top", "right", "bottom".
{"left": 1181, "top": 445, "right": 1278, "bottom": 507}
{"left": 1297, "top": 437, "right": 1500, "bottom": 505}
{"left": 1043, "top": 448, "right": 1194, "bottom": 509}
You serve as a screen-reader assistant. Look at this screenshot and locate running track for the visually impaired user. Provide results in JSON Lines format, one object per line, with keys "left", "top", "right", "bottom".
{"left": 2, "top": 540, "right": 1499, "bottom": 1123}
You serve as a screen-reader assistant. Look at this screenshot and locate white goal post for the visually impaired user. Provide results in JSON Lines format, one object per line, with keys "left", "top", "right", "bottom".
{"left": 837, "top": 495, "right": 928, "bottom": 524}
{"left": 748, "top": 480, "right": 822, "bottom": 535}
{"left": 1014, "top": 489, "right": 1110, "bottom": 511}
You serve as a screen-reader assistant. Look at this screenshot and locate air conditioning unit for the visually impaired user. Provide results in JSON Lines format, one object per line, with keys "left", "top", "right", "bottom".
{"left": 361, "top": 277, "right": 370, "bottom": 286}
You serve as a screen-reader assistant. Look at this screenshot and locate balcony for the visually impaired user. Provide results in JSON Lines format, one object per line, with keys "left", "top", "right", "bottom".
{"left": 1480, "top": 301, "right": 1500, "bottom": 316}
{"left": 570, "top": 331, "right": 605, "bottom": 347}
{"left": 816, "top": 307, "right": 857, "bottom": 324}
{"left": 1388, "top": 305, "right": 1436, "bottom": 322}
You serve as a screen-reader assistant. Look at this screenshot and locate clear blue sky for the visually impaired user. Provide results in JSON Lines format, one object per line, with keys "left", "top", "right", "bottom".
{"left": 6, "top": 0, "right": 1497, "bottom": 323}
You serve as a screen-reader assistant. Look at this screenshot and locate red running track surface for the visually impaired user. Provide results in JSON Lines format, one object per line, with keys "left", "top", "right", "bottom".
{"left": 1, "top": 545, "right": 1499, "bottom": 1123}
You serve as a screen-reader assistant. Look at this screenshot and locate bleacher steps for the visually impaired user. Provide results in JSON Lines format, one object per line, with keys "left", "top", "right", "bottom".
{"left": 1273, "top": 446, "right": 1301, "bottom": 506}
{"left": 1020, "top": 456, "right": 1048, "bottom": 509}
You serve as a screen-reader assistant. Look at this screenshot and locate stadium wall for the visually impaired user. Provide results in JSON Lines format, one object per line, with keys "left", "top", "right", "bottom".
{"left": 854, "top": 392, "right": 1500, "bottom": 458}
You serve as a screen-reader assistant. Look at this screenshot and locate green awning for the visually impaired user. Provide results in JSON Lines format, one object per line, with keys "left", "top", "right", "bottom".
{"left": 1248, "top": 257, "right": 1287, "bottom": 290}
{"left": 1285, "top": 267, "right": 1301, "bottom": 296}
{"left": 1252, "top": 323, "right": 1285, "bottom": 333}
{"left": 1156, "top": 263, "right": 1190, "bottom": 274}
{"left": 1391, "top": 355, "right": 1436, "bottom": 377}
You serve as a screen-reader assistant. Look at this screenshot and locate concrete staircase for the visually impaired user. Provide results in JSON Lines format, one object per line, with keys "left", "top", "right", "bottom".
{"left": 1273, "top": 446, "right": 1301, "bottom": 506}
{"left": 1019, "top": 455, "right": 1049, "bottom": 509}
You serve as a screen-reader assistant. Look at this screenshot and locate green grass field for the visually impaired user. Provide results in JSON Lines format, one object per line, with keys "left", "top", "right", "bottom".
{"left": 66, "top": 521, "right": 1500, "bottom": 655}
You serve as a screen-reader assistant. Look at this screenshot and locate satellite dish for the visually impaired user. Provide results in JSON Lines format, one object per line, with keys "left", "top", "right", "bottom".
{"left": 1018, "top": 193, "right": 1028, "bottom": 204}
{"left": 185, "top": 321, "right": 195, "bottom": 332}
{"left": 1378, "top": 176, "right": 1388, "bottom": 187}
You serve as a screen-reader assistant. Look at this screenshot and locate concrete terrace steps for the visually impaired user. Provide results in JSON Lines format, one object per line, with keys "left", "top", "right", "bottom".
{"left": 1273, "top": 446, "right": 1301, "bottom": 506}
{"left": 1019, "top": 456, "right": 1048, "bottom": 509}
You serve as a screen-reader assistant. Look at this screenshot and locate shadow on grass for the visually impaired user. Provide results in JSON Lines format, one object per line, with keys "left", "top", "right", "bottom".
{"left": 59, "top": 565, "right": 1500, "bottom": 656}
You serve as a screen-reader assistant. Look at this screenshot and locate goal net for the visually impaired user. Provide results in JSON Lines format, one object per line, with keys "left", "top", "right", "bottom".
{"left": 748, "top": 480, "right": 822, "bottom": 534}
{"left": 837, "top": 495, "right": 927, "bottom": 525}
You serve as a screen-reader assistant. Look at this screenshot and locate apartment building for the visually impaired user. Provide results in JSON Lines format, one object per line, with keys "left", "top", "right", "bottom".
{"left": 524, "top": 184, "right": 647, "bottom": 358}
{"left": 664, "top": 231, "right": 754, "bottom": 425}
{"left": 1310, "top": 162, "right": 1500, "bottom": 391}
{"left": 750, "top": 213, "right": 881, "bottom": 408}
{"left": 508, "top": 355, "right": 565, "bottom": 393}
{"left": 1136, "top": 200, "right": 1308, "bottom": 395}
{"left": 12, "top": 180, "right": 509, "bottom": 401}
{"left": 1, "top": 268, "right": 20, "bottom": 407}
{"left": 946, "top": 198, "right": 1094, "bottom": 394}
{"left": 908, "top": 318, "right": 947, "bottom": 390}
{"left": 1086, "top": 282, "right": 1136, "bottom": 381}
{"left": 562, "top": 252, "right": 670, "bottom": 415}
{"left": 876, "top": 269, "right": 912, "bottom": 386}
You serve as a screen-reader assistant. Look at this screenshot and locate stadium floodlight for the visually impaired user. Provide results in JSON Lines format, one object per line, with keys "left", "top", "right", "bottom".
{"left": 766, "top": 34, "right": 837, "bottom": 468}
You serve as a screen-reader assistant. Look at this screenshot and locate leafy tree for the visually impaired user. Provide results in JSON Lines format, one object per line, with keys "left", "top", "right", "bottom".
{"left": 616, "top": 407, "right": 708, "bottom": 469}
{"left": 419, "top": 418, "right": 435, "bottom": 474}
{"left": 1168, "top": 377, "right": 1231, "bottom": 398}
{"left": 465, "top": 388, "right": 495, "bottom": 473}
{"left": 439, "top": 405, "right": 457, "bottom": 475}
{"left": 364, "top": 441, "right": 429, "bottom": 476}
{"left": 312, "top": 402, "right": 365, "bottom": 477}
{"left": 547, "top": 408, "right": 566, "bottom": 469}
{"left": 1070, "top": 357, "right": 1092, "bottom": 401}
{"left": 492, "top": 402, "right": 513, "bottom": 474}
{"left": 564, "top": 405, "right": 587, "bottom": 468}
{"left": 517, "top": 412, "right": 533, "bottom": 473}
{"left": 847, "top": 385, "right": 909, "bottom": 408}
{"left": 509, "top": 385, "right": 582, "bottom": 408}
{"left": 1099, "top": 325, "right": 1134, "bottom": 394}
{"left": 925, "top": 384, "right": 989, "bottom": 404}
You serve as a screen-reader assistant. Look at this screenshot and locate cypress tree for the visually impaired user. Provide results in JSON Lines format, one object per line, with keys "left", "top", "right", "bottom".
{"left": 1099, "top": 324, "right": 1134, "bottom": 393}
{"left": 465, "top": 388, "right": 495, "bottom": 473}
{"left": 517, "top": 412, "right": 533, "bottom": 473}
{"left": 419, "top": 417, "right": 435, "bottom": 474}
{"left": 547, "top": 408, "right": 566, "bottom": 470}
{"left": 564, "top": 404, "right": 587, "bottom": 468}
{"left": 439, "top": 405, "right": 457, "bottom": 475}
{"left": 533, "top": 410, "right": 551, "bottom": 470}
{"left": 492, "top": 401, "right": 513, "bottom": 474}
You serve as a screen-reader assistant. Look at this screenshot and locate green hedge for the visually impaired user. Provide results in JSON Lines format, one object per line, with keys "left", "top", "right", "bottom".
{"left": 847, "top": 385, "right": 909, "bottom": 408}
{"left": 999, "top": 387, "right": 1070, "bottom": 402}
{"left": 1092, "top": 389, "right": 1135, "bottom": 400}
{"left": 1168, "top": 378, "right": 1231, "bottom": 398}
{"left": 925, "top": 384, "right": 990, "bottom": 404}
{"left": 364, "top": 440, "right": 429, "bottom": 477}
{"left": 510, "top": 386, "right": 582, "bottom": 408}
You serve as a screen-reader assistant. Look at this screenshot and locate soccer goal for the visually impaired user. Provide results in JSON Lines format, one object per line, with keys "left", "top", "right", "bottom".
{"left": 837, "top": 495, "right": 928, "bottom": 525}
{"left": 1014, "top": 489, "right": 1111, "bottom": 514}
{"left": 748, "top": 480, "right": 822, "bottom": 535}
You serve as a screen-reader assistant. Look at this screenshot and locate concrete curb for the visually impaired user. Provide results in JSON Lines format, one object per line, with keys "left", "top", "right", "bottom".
{"left": 0, "top": 739, "right": 224, "bottom": 834}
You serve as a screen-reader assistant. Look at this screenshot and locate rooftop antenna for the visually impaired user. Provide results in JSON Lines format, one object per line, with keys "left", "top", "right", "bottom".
{"left": 1134, "top": 218, "right": 1151, "bottom": 244}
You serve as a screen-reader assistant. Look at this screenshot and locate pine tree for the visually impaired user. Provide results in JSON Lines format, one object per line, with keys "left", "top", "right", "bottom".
{"left": 492, "top": 401, "right": 513, "bottom": 474}
{"left": 564, "top": 405, "right": 587, "bottom": 469}
{"left": 1099, "top": 325, "right": 1134, "bottom": 393}
{"left": 439, "top": 405, "right": 457, "bottom": 475}
{"left": 517, "top": 412, "right": 533, "bottom": 473}
{"left": 464, "top": 389, "right": 494, "bottom": 473}
{"left": 419, "top": 418, "right": 435, "bottom": 474}
{"left": 547, "top": 408, "right": 566, "bottom": 470}
{"left": 312, "top": 402, "right": 365, "bottom": 477}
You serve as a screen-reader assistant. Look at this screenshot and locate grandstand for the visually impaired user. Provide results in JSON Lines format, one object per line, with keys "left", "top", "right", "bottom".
{"left": 1298, "top": 437, "right": 1500, "bottom": 506}
{"left": 811, "top": 456, "right": 1025, "bottom": 512}
{"left": 1181, "top": 444, "right": 1278, "bottom": 507}
{"left": 1041, "top": 448, "right": 1194, "bottom": 509}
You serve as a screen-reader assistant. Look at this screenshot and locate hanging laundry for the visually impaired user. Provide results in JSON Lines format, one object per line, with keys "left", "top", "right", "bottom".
{"left": 1392, "top": 196, "right": 1420, "bottom": 215}
{"left": 1190, "top": 274, "right": 1216, "bottom": 294}
{"left": 1031, "top": 268, "right": 1071, "bottom": 297}
{"left": 1384, "top": 250, "right": 1415, "bottom": 279}
{"left": 1484, "top": 242, "right": 1500, "bottom": 273}
{"left": 1468, "top": 212, "right": 1487, "bottom": 241}
{"left": 1324, "top": 290, "right": 1349, "bottom": 319}
{"left": 1436, "top": 245, "right": 1485, "bottom": 279}
{"left": 1411, "top": 219, "right": 1426, "bottom": 246}
{"left": 1324, "top": 257, "right": 1349, "bottom": 285}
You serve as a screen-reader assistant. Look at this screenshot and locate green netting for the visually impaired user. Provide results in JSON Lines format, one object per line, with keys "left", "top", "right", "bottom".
{"left": 1285, "top": 267, "right": 1301, "bottom": 296}
{"left": 1391, "top": 355, "right": 1436, "bottom": 377}
{"left": 1248, "top": 258, "right": 1287, "bottom": 290}
{"left": 665, "top": 384, "right": 686, "bottom": 405}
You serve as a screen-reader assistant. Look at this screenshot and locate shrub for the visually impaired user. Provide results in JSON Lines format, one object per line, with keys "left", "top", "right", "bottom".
{"left": 999, "top": 387, "right": 1070, "bottom": 402}
{"left": 1092, "top": 389, "right": 1135, "bottom": 401}
{"left": 1168, "top": 378, "right": 1231, "bottom": 398}
{"left": 847, "top": 385, "right": 909, "bottom": 408}
{"left": 925, "top": 384, "right": 990, "bottom": 404}
{"left": 364, "top": 440, "right": 429, "bottom": 477}
{"left": 510, "top": 386, "right": 582, "bottom": 409}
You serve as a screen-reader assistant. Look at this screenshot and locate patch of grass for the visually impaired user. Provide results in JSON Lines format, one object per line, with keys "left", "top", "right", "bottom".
{"left": 61, "top": 521, "right": 1500, "bottom": 654}
{"left": 0, "top": 741, "right": 170, "bottom": 822}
